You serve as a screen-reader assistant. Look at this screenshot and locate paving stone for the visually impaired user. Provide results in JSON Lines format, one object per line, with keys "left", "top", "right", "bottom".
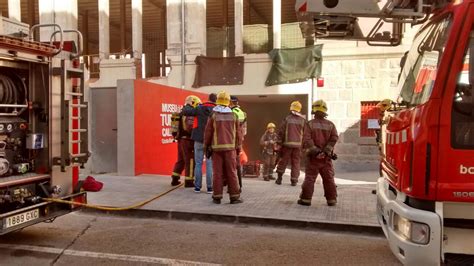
{"left": 86, "top": 171, "right": 379, "bottom": 228}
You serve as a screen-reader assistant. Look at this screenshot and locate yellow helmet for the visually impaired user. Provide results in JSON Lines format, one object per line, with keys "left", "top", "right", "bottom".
{"left": 290, "top": 101, "right": 302, "bottom": 113}
{"left": 185, "top": 95, "right": 202, "bottom": 108}
{"left": 377, "top": 99, "right": 392, "bottom": 111}
{"left": 267, "top": 122, "right": 276, "bottom": 129}
{"left": 216, "top": 91, "right": 231, "bottom": 106}
{"left": 312, "top": 99, "right": 328, "bottom": 114}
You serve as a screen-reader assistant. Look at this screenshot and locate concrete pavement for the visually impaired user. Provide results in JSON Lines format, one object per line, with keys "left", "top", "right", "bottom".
{"left": 83, "top": 169, "right": 381, "bottom": 234}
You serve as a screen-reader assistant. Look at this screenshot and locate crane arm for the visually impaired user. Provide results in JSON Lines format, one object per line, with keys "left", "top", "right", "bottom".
{"left": 295, "top": 0, "right": 453, "bottom": 46}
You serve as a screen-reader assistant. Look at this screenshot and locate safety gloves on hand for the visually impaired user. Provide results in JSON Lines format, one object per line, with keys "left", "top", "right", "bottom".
{"left": 205, "top": 146, "right": 213, "bottom": 159}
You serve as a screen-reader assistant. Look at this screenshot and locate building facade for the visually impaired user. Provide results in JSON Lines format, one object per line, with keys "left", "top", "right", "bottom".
{"left": 0, "top": 0, "right": 414, "bottom": 172}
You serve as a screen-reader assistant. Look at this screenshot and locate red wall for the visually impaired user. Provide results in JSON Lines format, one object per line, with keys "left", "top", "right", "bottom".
{"left": 134, "top": 80, "right": 208, "bottom": 175}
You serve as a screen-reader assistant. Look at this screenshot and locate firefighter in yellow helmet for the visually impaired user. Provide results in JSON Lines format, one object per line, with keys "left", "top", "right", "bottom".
{"left": 171, "top": 95, "right": 200, "bottom": 187}
{"left": 298, "top": 99, "right": 339, "bottom": 207}
{"left": 275, "top": 100, "right": 306, "bottom": 186}
{"left": 260, "top": 122, "right": 279, "bottom": 181}
{"left": 204, "top": 91, "right": 242, "bottom": 204}
{"left": 185, "top": 95, "right": 202, "bottom": 108}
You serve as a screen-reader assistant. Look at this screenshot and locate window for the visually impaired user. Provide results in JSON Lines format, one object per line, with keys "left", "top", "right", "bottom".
{"left": 451, "top": 28, "right": 474, "bottom": 149}
{"left": 398, "top": 16, "right": 452, "bottom": 107}
{"left": 360, "top": 101, "right": 380, "bottom": 137}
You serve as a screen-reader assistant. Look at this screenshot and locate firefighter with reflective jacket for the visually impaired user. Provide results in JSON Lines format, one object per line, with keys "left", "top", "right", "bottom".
{"left": 204, "top": 91, "right": 243, "bottom": 204}
{"left": 170, "top": 95, "right": 201, "bottom": 187}
{"left": 275, "top": 101, "right": 306, "bottom": 186}
{"left": 260, "top": 122, "right": 278, "bottom": 181}
{"left": 230, "top": 95, "right": 247, "bottom": 191}
{"left": 298, "top": 100, "right": 339, "bottom": 207}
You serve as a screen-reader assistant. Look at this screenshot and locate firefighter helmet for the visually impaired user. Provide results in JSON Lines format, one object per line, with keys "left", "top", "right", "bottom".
{"left": 290, "top": 101, "right": 302, "bottom": 113}
{"left": 185, "top": 95, "right": 201, "bottom": 108}
{"left": 216, "top": 91, "right": 231, "bottom": 106}
{"left": 377, "top": 99, "right": 392, "bottom": 111}
{"left": 312, "top": 100, "right": 328, "bottom": 114}
{"left": 267, "top": 122, "right": 276, "bottom": 129}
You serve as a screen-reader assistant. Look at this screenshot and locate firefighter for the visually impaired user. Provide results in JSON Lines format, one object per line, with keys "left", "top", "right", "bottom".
{"left": 230, "top": 95, "right": 247, "bottom": 191}
{"left": 170, "top": 95, "right": 200, "bottom": 187}
{"left": 298, "top": 100, "right": 338, "bottom": 207}
{"left": 204, "top": 91, "right": 242, "bottom": 204}
{"left": 182, "top": 93, "right": 217, "bottom": 193}
{"left": 260, "top": 122, "right": 278, "bottom": 181}
{"left": 275, "top": 101, "right": 306, "bottom": 186}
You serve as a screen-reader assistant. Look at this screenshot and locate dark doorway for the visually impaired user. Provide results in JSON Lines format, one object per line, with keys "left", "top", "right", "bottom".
{"left": 238, "top": 94, "right": 308, "bottom": 162}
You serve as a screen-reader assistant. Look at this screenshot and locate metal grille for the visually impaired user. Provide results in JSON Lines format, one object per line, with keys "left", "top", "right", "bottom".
{"left": 207, "top": 23, "right": 307, "bottom": 56}
{"left": 444, "top": 253, "right": 474, "bottom": 265}
{"left": 143, "top": 31, "right": 168, "bottom": 78}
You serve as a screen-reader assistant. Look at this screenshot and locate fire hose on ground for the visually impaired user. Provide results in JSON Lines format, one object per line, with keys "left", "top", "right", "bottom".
{"left": 42, "top": 183, "right": 184, "bottom": 211}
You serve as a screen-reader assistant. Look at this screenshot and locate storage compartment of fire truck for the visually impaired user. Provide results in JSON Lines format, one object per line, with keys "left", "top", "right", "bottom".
{"left": 0, "top": 17, "right": 88, "bottom": 234}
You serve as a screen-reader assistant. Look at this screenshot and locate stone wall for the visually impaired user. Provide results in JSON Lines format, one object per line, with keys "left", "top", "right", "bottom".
{"left": 319, "top": 56, "right": 403, "bottom": 163}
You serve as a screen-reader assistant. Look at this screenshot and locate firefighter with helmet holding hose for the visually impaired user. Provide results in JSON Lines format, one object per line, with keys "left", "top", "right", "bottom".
{"left": 298, "top": 99, "right": 339, "bottom": 207}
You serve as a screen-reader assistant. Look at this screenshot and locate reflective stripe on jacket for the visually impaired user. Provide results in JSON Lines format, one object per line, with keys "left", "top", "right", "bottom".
{"left": 179, "top": 115, "right": 194, "bottom": 139}
{"left": 204, "top": 111, "right": 241, "bottom": 151}
{"left": 304, "top": 117, "right": 338, "bottom": 152}
{"left": 278, "top": 113, "right": 306, "bottom": 148}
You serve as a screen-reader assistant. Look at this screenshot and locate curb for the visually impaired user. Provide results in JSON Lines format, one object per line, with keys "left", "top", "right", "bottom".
{"left": 81, "top": 208, "right": 383, "bottom": 236}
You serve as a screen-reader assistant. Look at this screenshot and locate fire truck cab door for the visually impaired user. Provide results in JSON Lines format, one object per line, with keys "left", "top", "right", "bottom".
{"left": 437, "top": 4, "right": 474, "bottom": 203}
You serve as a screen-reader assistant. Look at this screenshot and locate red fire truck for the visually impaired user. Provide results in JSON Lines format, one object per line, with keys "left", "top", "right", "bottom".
{"left": 0, "top": 17, "right": 88, "bottom": 235}
{"left": 296, "top": 0, "right": 473, "bottom": 264}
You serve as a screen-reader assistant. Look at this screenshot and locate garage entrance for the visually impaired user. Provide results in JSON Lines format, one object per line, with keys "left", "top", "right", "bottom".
{"left": 238, "top": 94, "right": 309, "bottom": 163}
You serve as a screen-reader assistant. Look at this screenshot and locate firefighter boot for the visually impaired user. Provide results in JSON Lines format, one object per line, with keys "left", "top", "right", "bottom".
{"left": 184, "top": 179, "right": 194, "bottom": 188}
{"left": 327, "top": 199, "right": 337, "bottom": 206}
{"left": 297, "top": 199, "right": 311, "bottom": 206}
{"left": 171, "top": 175, "right": 181, "bottom": 186}
{"left": 230, "top": 198, "right": 243, "bottom": 204}
{"left": 264, "top": 175, "right": 270, "bottom": 181}
{"left": 275, "top": 173, "right": 283, "bottom": 185}
{"left": 213, "top": 198, "right": 221, "bottom": 204}
{"left": 268, "top": 174, "right": 276, "bottom": 180}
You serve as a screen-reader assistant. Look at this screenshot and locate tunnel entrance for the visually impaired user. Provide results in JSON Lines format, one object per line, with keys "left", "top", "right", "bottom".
{"left": 238, "top": 94, "right": 309, "bottom": 163}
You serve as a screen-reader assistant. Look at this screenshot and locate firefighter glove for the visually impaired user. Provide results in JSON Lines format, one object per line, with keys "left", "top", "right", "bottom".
{"left": 205, "top": 146, "right": 213, "bottom": 159}
{"left": 307, "top": 147, "right": 321, "bottom": 157}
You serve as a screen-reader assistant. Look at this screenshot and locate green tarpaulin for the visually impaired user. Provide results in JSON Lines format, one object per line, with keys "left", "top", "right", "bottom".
{"left": 265, "top": 45, "right": 323, "bottom": 86}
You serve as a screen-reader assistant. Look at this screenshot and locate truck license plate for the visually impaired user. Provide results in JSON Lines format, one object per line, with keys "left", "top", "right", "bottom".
{"left": 4, "top": 209, "right": 39, "bottom": 229}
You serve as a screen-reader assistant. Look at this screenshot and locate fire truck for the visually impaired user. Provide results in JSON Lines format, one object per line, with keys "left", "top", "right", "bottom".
{"left": 0, "top": 17, "right": 88, "bottom": 235}
{"left": 296, "top": 0, "right": 473, "bottom": 264}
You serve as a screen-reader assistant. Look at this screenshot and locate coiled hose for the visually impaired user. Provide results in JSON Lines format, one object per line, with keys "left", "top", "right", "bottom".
{"left": 0, "top": 71, "right": 27, "bottom": 114}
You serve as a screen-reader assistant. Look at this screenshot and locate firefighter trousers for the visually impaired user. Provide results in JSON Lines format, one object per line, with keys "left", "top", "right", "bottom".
{"left": 299, "top": 157, "right": 337, "bottom": 203}
{"left": 236, "top": 154, "right": 242, "bottom": 190}
{"left": 276, "top": 147, "right": 302, "bottom": 183}
{"left": 212, "top": 150, "right": 240, "bottom": 201}
{"left": 262, "top": 153, "right": 276, "bottom": 177}
{"left": 172, "top": 138, "right": 195, "bottom": 187}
